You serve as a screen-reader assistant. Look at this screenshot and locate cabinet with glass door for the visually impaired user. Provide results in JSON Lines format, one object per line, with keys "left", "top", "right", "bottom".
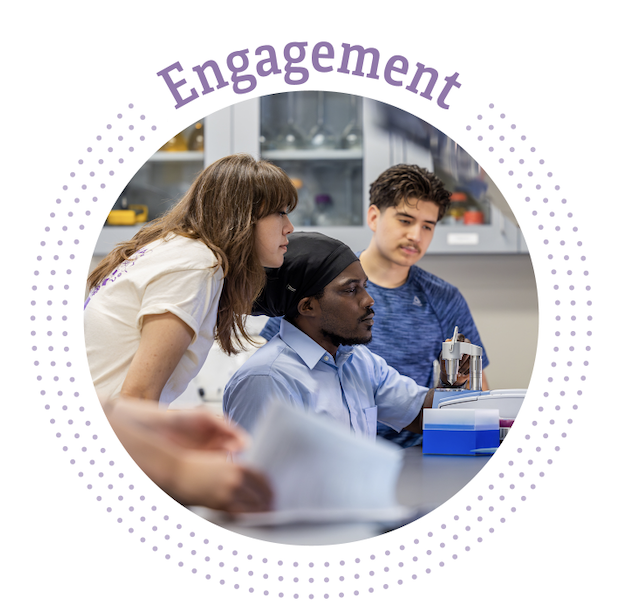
{"left": 93, "top": 120, "right": 207, "bottom": 256}
{"left": 204, "top": 92, "right": 522, "bottom": 253}
{"left": 95, "top": 92, "right": 523, "bottom": 256}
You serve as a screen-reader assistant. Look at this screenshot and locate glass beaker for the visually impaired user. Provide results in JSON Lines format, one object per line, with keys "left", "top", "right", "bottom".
{"left": 272, "top": 92, "right": 306, "bottom": 150}
{"left": 340, "top": 95, "right": 363, "bottom": 150}
{"left": 307, "top": 92, "right": 336, "bottom": 150}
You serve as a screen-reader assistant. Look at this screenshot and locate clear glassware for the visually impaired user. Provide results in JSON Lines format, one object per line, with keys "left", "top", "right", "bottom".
{"left": 307, "top": 91, "right": 336, "bottom": 150}
{"left": 187, "top": 121, "right": 204, "bottom": 151}
{"left": 272, "top": 92, "right": 306, "bottom": 150}
{"left": 259, "top": 97, "right": 276, "bottom": 152}
{"left": 311, "top": 193, "right": 334, "bottom": 225}
{"left": 159, "top": 130, "right": 187, "bottom": 152}
{"left": 433, "top": 132, "right": 459, "bottom": 188}
{"left": 340, "top": 95, "right": 363, "bottom": 150}
{"left": 259, "top": 125, "right": 273, "bottom": 151}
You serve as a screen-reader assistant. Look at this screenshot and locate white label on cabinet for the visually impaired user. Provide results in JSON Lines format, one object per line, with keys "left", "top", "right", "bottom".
{"left": 447, "top": 233, "right": 479, "bottom": 246}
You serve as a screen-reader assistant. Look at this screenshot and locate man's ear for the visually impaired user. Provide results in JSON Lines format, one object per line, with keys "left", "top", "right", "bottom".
{"left": 367, "top": 205, "right": 381, "bottom": 232}
{"left": 297, "top": 296, "right": 318, "bottom": 319}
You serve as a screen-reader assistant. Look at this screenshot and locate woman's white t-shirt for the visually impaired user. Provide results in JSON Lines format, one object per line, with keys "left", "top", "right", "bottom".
{"left": 84, "top": 235, "right": 224, "bottom": 404}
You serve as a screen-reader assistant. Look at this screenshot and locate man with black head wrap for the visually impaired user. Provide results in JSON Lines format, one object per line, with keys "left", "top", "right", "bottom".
{"left": 223, "top": 232, "right": 433, "bottom": 439}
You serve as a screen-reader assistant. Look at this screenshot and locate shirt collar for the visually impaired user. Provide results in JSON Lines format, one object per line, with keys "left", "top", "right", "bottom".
{"left": 279, "top": 319, "right": 354, "bottom": 370}
{"left": 335, "top": 343, "right": 355, "bottom": 366}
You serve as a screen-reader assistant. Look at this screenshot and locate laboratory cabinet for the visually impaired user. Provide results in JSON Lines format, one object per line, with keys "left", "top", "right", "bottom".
{"left": 94, "top": 92, "right": 524, "bottom": 257}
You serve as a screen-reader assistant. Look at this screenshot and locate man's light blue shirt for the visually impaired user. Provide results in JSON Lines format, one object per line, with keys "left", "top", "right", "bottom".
{"left": 223, "top": 319, "right": 427, "bottom": 440}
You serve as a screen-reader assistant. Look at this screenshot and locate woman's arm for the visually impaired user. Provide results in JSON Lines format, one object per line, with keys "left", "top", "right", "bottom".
{"left": 119, "top": 312, "right": 195, "bottom": 401}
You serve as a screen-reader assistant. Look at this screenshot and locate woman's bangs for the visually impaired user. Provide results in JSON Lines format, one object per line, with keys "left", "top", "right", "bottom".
{"left": 255, "top": 168, "right": 298, "bottom": 218}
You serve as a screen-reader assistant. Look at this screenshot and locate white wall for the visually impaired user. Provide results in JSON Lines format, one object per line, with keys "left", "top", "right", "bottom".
{"left": 417, "top": 254, "right": 538, "bottom": 390}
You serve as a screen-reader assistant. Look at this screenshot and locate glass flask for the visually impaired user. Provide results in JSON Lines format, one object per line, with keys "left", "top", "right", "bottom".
{"left": 272, "top": 92, "right": 306, "bottom": 150}
{"left": 187, "top": 121, "right": 204, "bottom": 152}
{"left": 159, "top": 131, "right": 188, "bottom": 152}
{"left": 340, "top": 95, "right": 363, "bottom": 150}
{"left": 307, "top": 91, "right": 336, "bottom": 150}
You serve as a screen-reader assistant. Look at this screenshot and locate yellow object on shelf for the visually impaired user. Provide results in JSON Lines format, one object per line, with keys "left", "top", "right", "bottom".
{"left": 129, "top": 204, "right": 148, "bottom": 223}
{"left": 107, "top": 204, "right": 149, "bottom": 226}
{"left": 107, "top": 210, "right": 137, "bottom": 225}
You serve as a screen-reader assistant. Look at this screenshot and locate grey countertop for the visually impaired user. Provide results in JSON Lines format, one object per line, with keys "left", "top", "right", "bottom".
{"left": 191, "top": 447, "right": 492, "bottom": 546}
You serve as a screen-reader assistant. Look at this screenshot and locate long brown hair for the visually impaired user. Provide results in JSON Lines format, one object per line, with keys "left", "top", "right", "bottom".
{"left": 88, "top": 153, "right": 298, "bottom": 354}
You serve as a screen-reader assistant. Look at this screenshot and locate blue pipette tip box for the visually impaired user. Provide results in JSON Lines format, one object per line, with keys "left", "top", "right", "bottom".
{"left": 423, "top": 408, "right": 500, "bottom": 456}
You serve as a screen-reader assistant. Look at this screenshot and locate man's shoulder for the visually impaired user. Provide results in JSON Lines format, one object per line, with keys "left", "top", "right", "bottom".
{"left": 345, "top": 344, "right": 387, "bottom": 372}
{"left": 408, "top": 265, "right": 461, "bottom": 297}
{"left": 229, "top": 336, "right": 298, "bottom": 383}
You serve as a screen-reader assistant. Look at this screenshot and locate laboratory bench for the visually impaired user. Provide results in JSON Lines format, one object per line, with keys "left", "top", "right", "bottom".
{"left": 190, "top": 446, "right": 491, "bottom": 546}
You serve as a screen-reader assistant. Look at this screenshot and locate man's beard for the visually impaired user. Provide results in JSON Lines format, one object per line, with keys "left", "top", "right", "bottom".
{"left": 320, "top": 329, "right": 373, "bottom": 347}
{"left": 321, "top": 322, "right": 374, "bottom": 346}
{"left": 319, "top": 307, "right": 375, "bottom": 347}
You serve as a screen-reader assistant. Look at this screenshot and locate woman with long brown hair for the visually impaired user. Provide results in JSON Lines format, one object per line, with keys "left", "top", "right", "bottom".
{"left": 85, "top": 153, "right": 296, "bottom": 404}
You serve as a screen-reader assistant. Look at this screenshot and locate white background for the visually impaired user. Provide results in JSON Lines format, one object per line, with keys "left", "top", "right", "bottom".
{"left": 1, "top": 1, "right": 621, "bottom": 610}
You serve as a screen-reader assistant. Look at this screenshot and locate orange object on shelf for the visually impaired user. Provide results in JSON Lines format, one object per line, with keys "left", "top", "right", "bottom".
{"left": 447, "top": 192, "right": 468, "bottom": 222}
{"left": 463, "top": 210, "right": 484, "bottom": 225}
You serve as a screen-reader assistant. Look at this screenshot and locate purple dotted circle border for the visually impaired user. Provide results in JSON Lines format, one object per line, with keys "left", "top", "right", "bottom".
{"left": 28, "top": 100, "right": 589, "bottom": 600}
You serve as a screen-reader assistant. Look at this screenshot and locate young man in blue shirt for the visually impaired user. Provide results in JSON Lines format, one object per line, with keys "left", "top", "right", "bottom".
{"left": 356, "top": 164, "right": 490, "bottom": 445}
{"left": 260, "top": 165, "right": 489, "bottom": 447}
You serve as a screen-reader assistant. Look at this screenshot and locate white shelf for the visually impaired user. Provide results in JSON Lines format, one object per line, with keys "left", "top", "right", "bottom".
{"left": 262, "top": 149, "right": 363, "bottom": 161}
{"left": 149, "top": 151, "right": 204, "bottom": 162}
{"left": 427, "top": 207, "right": 520, "bottom": 254}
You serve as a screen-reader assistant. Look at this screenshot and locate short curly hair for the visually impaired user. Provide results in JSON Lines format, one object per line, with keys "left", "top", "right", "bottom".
{"left": 369, "top": 164, "right": 451, "bottom": 221}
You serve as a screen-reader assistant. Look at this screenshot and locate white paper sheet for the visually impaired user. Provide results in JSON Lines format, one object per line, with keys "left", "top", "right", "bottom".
{"left": 239, "top": 402, "right": 406, "bottom": 519}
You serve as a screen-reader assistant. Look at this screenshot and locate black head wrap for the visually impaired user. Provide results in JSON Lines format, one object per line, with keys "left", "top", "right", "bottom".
{"left": 253, "top": 232, "right": 359, "bottom": 319}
